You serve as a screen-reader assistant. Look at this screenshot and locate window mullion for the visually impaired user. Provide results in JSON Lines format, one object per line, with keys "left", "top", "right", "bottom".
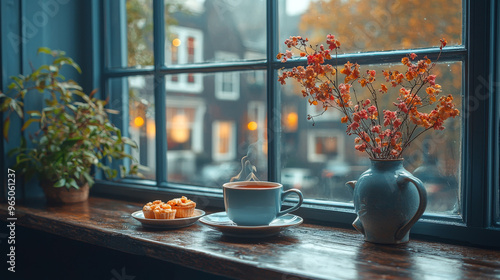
{"left": 488, "top": 0, "right": 499, "bottom": 227}
{"left": 105, "top": 0, "right": 130, "bottom": 173}
{"left": 159, "top": 61, "right": 268, "bottom": 74}
{"left": 153, "top": 0, "right": 167, "bottom": 184}
{"left": 464, "top": 0, "right": 492, "bottom": 228}
{"left": 277, "top": 46, "right": 467, "bottom": 70}
{"left": 104, "top": 68, "right": 155, "bottom": 77}
{"left": 267, "top": 0, "right": 280, "bottom": 182}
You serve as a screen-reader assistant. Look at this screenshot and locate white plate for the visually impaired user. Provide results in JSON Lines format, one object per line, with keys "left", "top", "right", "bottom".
{"left": 199, "top": 212, "right": 303, "bottom": 238}
{"left": 131, "top": 209, "right": 205, "bottom": 229}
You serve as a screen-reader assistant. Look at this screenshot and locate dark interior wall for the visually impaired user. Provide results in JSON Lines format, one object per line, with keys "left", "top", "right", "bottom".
{"left": 0, "top": 0, "right": 97, "bottom": 200}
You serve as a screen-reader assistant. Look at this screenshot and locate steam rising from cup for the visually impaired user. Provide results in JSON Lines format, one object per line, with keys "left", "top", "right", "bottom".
{"left": 229, "top": 141, "right": 262, "bottom": 182}
{"left": 230, "top": 155, "right": 260, "bottom": 182}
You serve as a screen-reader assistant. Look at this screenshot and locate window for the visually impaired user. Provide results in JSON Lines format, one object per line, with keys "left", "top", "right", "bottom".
{"left": 307, "top": 130, "right": 344, "bottom": 163}
{"left": 166, "top": 98, "right": 205, "bottom": 152}
{"left": 127, "top": 76, "right": 156, "bottom": 180}
{"left": 100, "top": 0, "right": 499, "bottom": 246}
{"left": 212, "top": 121, "right": 236, "bottom": 161}
{"left": 307, "top": 101, "right": 342, "bottom": 121}
{"left": 215, "top": 52, "right": 240, "bottom": 100}
{"left": 282, "top": 105, "right": 298, "bottom": 132}
{"left": 165, "top": 26, "right": 204, "bottom": 93}
{"left": 244, "top": 51, "right": 266, "bottom": 87}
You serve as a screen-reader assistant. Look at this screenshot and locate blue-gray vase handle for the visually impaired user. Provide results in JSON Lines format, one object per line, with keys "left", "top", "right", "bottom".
{"left": 395, "top": 174, "right": 427, "bottom": 241}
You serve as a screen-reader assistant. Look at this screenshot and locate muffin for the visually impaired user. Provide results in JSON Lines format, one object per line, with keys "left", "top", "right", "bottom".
{"left": 151, "top": 200, "right": 163, "bottom": 206}
{"left": 167, "top": 196, "right": 196, "bottom": 218}
{"left": 142, "top": 202, "right": 156, "bottom": 219}
{"left": 153, "top": 203, "right": 176, "bottom": 219}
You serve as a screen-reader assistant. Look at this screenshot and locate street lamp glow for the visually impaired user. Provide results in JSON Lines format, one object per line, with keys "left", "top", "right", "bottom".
{"left": 134, "top": 116, "right": 145, "bottom": 127}
{"left": 172, "top": 38, "right": 181, "bottom": 47}
{"left": 247, "top": 121, "right": 258, "bottom": 131}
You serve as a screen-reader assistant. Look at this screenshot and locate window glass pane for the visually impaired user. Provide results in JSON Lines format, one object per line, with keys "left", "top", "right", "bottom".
{"left": 127, "top": 0, "right": 154, "bottom": 67}
{"left": 106, "top": 0, "right": 154, "bottom": 68}
{"left": 165, "top": 70, "right": 268, "bottom": 187}
{"left": 164, "top": 0, "right": 266, "bottom": 65}
{"left": 406, "top": 67, "right": 462, "bottom": 215}
{"left": 280, "top": 61, "right": 462, "bottom": 216}
{"left": 108, "top": 76, "right": 156, "bottom": 180}
{"left": 278, "top": 0, "right": 462, "bottom": 54}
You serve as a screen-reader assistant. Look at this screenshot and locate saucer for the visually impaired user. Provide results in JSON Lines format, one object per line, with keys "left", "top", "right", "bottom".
{"left": 199, "top": 212, "right": 303, "bottom": 238}
{"left": 131, "top": 209, "right": 205, "bottom": 229}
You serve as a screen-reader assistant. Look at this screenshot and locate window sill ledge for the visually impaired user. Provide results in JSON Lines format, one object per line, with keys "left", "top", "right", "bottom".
{"left": 1, "top": 197, "right": 499, "bottom": 279}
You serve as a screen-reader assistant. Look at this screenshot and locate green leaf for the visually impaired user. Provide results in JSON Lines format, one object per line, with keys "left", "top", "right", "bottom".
{"left": 54, "top": 178, "right": 66, "bottom": 188}
{"left": 37, "top": 47, "right": 52, "bottom": 55}
{"left": 20, "top": 89, "right": 28, "bottom": 98}
{"left": 122, "top": 137, "right": 138, "bottom": 148}
{"left": 82, "top": 172, "right": 94, "bottom": 187}
{"left": 43, "top": 106, "right": 55, "bottom": 112}
{"left": 11, "top": 76, "right": 24, "bottom": 89}
{"left": 68, "top": 178, "right": 80, "bottom": 190}
{"left": 1, "top": 96, "right": 12, "bottom": 111}
{"left": 54, "top": 57, "right": 81, "bottom": 73}
{"left": 7, "top": 146, "right": 20, "bottom": 158}
{"left": 67, "top": 104, "right": 76, "bottom": 111}
{"left": 21, "top": 118, "right": 40, "bottom": 131}
{"left": 15, "top": 157, "right": 33, "bottom": 165}
{"left": 60, "top": 137, "right": 82, "bottom": 150}
{"left": 39, "top": 135, "right": 48, "bottom": 144}
{"left": 3, "top": 117, "right": 10, "bottom": 142}
{"left": 105, "top": 108, "right": 120, "bottom": 114}
{"left": 12, "top": 101, "right": 23, "bottom": 119}
{"left": 60, "top": 81, "right": 82, "bottom": 91}
{"left": 26, "top": 110, "right": 41, "bottom": 117}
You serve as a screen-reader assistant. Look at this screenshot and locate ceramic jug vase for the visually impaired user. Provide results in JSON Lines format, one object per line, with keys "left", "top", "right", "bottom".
{"left": 346, "top": 159, "right": 427, "bottom": 244}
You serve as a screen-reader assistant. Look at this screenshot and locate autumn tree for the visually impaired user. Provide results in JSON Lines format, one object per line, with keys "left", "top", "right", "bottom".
{"left": 299, "top": 0, "right": 462, "bottom": 52}
{"left": 126, "top": 0, "right": 190, "bottom": 67}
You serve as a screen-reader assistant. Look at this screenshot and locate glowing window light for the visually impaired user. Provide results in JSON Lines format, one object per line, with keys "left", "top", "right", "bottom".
{"left": 172, "top": 38, "right": 181, "bottom": 47}
{"left": 146, "top": 119, "right": 155, "bottom": 138}
{"left": 171, "top": 114, "right": 190, "bottom": 143}
{"left": 247, "top": 121, "right": 258, "bottom": 131}
{"left": 287, "top": 112, "right": 298, "bottom": 131}
{"left": 134, "top": 116, "right": 145, "bottom": 127}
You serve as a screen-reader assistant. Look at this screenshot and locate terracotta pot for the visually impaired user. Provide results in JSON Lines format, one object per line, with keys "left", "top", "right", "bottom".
{"left": 41, "top": 181, "right": 89, "bottom": 204}
{"left": 346, "top": 159, "right": 427, "bottom": 244}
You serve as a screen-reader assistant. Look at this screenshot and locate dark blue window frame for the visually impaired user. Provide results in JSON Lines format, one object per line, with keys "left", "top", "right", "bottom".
{"left": 94, "top": 0, "right": 500, "bottom": 247}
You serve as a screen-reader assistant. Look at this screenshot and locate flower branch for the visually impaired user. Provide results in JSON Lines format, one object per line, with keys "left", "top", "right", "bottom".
{"left": 277, "top": 35, "right": 459, "bottom": 159}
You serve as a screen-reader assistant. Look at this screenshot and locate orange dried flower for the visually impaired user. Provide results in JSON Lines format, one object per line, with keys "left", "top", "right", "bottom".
{"left": 277, "top": 35, "right": 457, "bottom": 159}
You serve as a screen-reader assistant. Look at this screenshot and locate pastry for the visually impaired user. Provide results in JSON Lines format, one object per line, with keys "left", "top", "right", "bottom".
{"left": 153, "top": 203, "right": 176, "bottom": 219}
{"left": 167, "top": 196, "right": 196, "bottom": 218}
{"left": 142, "top": 202, "right": 155, "bottom": 219}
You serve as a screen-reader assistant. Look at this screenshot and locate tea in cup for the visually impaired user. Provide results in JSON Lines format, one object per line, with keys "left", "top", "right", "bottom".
{"left": 223, "top": 181, "right": 303, "bottom": 226}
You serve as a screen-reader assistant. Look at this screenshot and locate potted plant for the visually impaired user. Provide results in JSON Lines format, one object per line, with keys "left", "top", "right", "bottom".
{"left": 1, "top": 48, "right": 140, "bottom": 203}
{"left": 277, "top": 35, "right": 459, "bottom": 244}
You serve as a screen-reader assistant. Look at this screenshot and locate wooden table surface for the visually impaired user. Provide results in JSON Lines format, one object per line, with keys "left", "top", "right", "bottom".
{"left": 1, "top": 197, "right": 499, "bottom": 280}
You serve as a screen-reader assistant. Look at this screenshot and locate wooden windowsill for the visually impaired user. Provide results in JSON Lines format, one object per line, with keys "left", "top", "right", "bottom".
{"left": 1, "top": 197, "right": 499, "bottom": 279}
